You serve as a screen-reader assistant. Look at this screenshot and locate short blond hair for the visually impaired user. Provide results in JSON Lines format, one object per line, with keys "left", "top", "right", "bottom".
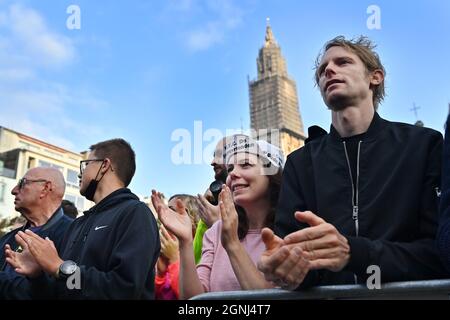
{"left": 315, "top": 36, "right": 386, "bottom": 109}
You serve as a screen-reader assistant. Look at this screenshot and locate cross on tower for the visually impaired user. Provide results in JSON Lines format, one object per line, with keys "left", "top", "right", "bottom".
{"left": 410, "top": 103, "right": 421, "bottom": 120}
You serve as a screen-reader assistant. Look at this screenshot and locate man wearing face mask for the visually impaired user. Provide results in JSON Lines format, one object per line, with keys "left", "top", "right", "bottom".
{"left": 5, "top": 138, "right": 160, "bottom": 299}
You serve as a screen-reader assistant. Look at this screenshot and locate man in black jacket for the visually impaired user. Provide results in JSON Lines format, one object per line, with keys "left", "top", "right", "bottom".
{"left": 0, "top": 167, "right": 73, "bottom": 299}
{"left": 437, "top": 113, "right": 450, "bottom": 272}
{"left": 257, "top": 36, "right": 448, "bottom": 289}
{"left": 5, "top": 138, "right": 160, "bottom": 299}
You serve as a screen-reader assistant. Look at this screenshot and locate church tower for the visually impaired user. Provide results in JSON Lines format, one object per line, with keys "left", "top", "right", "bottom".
{"left": 249, "top": 19, "right": 305, "bottom": 156}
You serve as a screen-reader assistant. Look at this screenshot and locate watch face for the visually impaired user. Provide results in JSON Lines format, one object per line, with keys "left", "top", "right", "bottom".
{"left": 61, "top": 260, "right": 77, "bottom": 275}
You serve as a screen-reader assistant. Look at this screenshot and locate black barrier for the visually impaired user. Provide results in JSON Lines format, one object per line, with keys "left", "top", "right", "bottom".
{"left": 190, "top": 279, "right": 450, "bottom": 300}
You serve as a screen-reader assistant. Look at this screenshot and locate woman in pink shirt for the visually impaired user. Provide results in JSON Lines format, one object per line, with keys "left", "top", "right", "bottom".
{"left": 152, "top": 134, "right": 287, "bottom": 299}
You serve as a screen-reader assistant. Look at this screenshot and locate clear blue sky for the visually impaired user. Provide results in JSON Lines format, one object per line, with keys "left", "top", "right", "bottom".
{"left": 1, "top": 0, "right": 449, "bottom": 199}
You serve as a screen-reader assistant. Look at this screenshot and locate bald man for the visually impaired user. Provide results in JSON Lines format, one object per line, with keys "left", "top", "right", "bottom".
{"left": 0, "top": 167, "right": 73, "bottom": 299}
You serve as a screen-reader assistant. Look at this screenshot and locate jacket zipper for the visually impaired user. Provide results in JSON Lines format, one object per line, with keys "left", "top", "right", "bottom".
{"left": 343, "top": 140, "right": 362, "bottom": 284}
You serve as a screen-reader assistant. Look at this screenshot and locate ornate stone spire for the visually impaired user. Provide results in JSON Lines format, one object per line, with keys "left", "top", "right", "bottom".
{"left": 249, "top": 21, "right": 305, "bottom": 156}
{"left": 265, "top": 17, "right": 276, "bottom": 47}
{"left": 257, "top": 19, "right": 286, "bottom": 79}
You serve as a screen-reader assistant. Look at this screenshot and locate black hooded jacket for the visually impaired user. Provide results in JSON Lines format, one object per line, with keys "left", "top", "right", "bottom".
{"left": 30, "top": 188, "right": 160, "bottom": 299}
{"left": 276, "top": 113, "right": 449, "bottom": 287}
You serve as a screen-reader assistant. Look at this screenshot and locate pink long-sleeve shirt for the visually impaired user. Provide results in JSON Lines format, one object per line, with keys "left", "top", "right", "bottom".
{"left": 196, "top": 220, "right": 266, "bottom": 292}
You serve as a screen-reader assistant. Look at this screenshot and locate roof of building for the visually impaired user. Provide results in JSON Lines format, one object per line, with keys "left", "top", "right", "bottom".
{"left": 0, "top": 126, "right": 84, "bottom": 157}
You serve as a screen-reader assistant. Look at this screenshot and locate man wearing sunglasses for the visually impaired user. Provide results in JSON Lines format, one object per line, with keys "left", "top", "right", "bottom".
{"left": 0, "top": 167, "right": 73, "bottom": 299}
{"left": 5, "top": 138, "right": 159, "bottom": 299}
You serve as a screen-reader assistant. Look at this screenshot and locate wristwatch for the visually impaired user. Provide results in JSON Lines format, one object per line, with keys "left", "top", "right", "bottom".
{"left": 56, "top": 260, "right": 78, "bottom": 279}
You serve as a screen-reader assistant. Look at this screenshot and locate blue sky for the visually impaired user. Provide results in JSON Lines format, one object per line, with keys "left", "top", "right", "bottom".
{"left": 1, "top": 0, "right": 449, "bottom": 199}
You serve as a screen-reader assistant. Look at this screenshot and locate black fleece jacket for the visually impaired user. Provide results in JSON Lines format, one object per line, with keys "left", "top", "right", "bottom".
{"left": 276, "top": 113, "right": 449, "bottom": 287}
{"left": 30, "top": 188, "right": 160, "bottom": 299}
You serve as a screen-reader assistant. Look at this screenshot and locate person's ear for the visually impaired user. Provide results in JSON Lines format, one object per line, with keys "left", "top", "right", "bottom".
{"left": 370, "top": 69, "right": 384, "bottom": 86}
{"left": 40, "top": 181, "right": 52, "bottom": 198}
{"left": 102, "top": 158, "right": 112, "bottom": 173}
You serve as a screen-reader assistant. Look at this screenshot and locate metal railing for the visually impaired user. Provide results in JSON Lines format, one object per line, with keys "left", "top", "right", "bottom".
{"left": 191, "top": 279, "right": 450, "bottom": 300}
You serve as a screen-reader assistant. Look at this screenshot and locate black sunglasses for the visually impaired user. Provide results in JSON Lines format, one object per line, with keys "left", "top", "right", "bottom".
{"left": 17, "top": 178, "right": 48, "bottom": 190}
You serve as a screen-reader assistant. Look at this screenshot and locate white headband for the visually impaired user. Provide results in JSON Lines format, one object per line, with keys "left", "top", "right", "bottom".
{"left": 223, "top": 134, "right": 285, "bottom": 169}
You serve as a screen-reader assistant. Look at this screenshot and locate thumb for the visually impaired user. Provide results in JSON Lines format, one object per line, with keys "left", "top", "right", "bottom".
{"left": 219, "top": 201, "right": 226, "bottom": 220}
{"left": 175, "top": 199, "right": 187, "bottom": 215}
{"left": 261, "top": 228, "right": 281, "bottom": 250}
{"left": 295, "top": 211, "right": 325, "bottom": 227}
